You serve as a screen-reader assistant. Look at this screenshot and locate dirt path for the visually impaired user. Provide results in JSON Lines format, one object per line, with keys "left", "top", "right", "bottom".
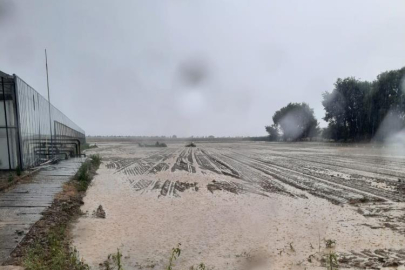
{"left": 72, "top": 142, "right": 405, "bottom": 269}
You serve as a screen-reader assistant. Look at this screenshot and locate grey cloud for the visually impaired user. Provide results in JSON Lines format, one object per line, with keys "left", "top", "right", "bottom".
{"left": 0, "top": 0, "right": 405, "bottom": 137}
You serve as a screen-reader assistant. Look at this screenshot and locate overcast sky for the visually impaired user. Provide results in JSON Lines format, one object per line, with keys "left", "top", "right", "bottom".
{"left": 0, "top": 1, "right": 404, "bottom": 137}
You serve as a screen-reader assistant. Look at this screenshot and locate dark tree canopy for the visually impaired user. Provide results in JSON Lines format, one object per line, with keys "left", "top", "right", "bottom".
{"left": 265, "top": 125, "right": 279, "bottom": 141}
{"left": 268, "top": 103, "right": 319, "bottom": 141}
{"left": 322, "top": 78, "right": 369, "bottom": 141}
{"left": 322, "top": 67, "right": 405, "bottom": 141}
{"left": 262, "top": 66, "right": 405, "bottom": 143}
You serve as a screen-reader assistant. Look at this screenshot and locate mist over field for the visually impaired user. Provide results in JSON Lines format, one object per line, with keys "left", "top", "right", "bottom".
{"left": 1, "top": 0, "right": 405, "bottom": 137}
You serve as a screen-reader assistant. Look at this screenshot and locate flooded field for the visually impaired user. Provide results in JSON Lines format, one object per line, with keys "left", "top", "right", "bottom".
{"left": 72, "top": 141, "right": 405, "bottom": 270}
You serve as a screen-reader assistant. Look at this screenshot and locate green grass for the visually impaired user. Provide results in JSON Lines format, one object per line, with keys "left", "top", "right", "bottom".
{"left": 323, "top": 239, "right": 338, "bottom": 270}
{"left": 23, "top": 226, "right": 89, "bottom": 270}
{"left": 89, "top": 154, "right": 101, "bottom": 167}
{"left": 165, "top": 244, "right": 207, "bottom": 270}
{"left": 324, "top": 239, "right": 336, "bottom": 248}
{"left": 16, "top": 165, "right": 22, "bottom": 176}
{"left": 81, "top": 143, "right": 98, "bottom": 151}
{"left": 75, "top": 154, "right": 101, "bottom": 192}
{"left": 167, "top": 243, "right": 181, "bottom": 270}
{"left": 324, "top": 251, "right": 338, "bottom": 270}
{"left": 101, "top": 249, "right": 124, "bottom": 270}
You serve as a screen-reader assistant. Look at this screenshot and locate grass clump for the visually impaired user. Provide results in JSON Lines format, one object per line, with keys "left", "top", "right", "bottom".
{"left": 16, "top": 165, "right": 22, "bottom": 176}
{"left": 81, "top": 143, "right": 98, "bottom": 151}
{"left": 8, "top": 173, "right": 14, "bottom": 182}
{"left": 165, "top": 244, "right": 207, "bottom": 270}
{"left": 324, "top": 251, "right": 338, "bottom": 270}
{"left": 75, "top": 154, "right": 101, "bottom": 192}
{"left": 101, "top": 249, "right": 124, "bottom": 270}
{"left": 191, "top": 263, "right": 207, "bottom": 270}
{"left": 155, "top": 141, "right": 167, "bottom": 147}
{"left": 321, "top": 239, "right": 338, "bottom": 270}
{"left": 23, "top": 226, "right": 89, "bottom": 270}
{"left": 89, "top": 154, "right": 102, "bottom": 167}
{"left": 167, "top": 243, "right": 181, "bottom": 270}
{"left": 138, "top": 141, "right": 167, "bottom": 147}
{"left": 324, "top": 239, "right": 336, "bottom": 248}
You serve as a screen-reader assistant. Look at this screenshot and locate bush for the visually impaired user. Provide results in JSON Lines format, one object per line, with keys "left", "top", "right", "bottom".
{"left": 90, "top": 154, "right": 101, "bottom": 167}
{"left": 81, "top": 143, "right": 98, "bottom": 151}
{"left": 139, "top": 141, "right": 167, "bottom": 147}
{"left": 156, "top": 141, "right": 167, "bottom": 147}
{"left": 185, "top": 142, "right": 196, "bottom": 147}
{"left": 16, "top": 165, "right": 22, "bottom": 176}
{"left": 75, "top": 155, "right": 101, "bottom": 192}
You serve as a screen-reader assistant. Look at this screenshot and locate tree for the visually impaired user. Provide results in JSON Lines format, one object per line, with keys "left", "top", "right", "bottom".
{"left": 369, "top": 67, "right": 405, "bottom": 140}
{"left": 271, "top": 103, "right": 319, "bottom": 141}
{"left": 322, "top": 67, "right": 405, "bottom": 142}
{"left": 322, "top": 78, "right": 369, "bottom": 141}
{"left": 265, "top": 125, "right": 279, "bottom": 141}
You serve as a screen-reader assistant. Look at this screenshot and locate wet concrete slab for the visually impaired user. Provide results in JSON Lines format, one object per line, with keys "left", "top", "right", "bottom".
{"left": 0, "top": 158, "right": 84, "bottom": 264}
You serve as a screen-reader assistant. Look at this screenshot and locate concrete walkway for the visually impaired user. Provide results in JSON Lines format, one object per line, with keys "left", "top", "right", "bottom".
{"left": 0, "top": 158, "right": 84, "bottom": 263}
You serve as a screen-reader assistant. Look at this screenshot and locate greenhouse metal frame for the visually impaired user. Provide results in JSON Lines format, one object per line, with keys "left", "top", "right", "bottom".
{"left": 0, "top": 70, "right": 85, "bottom": 170}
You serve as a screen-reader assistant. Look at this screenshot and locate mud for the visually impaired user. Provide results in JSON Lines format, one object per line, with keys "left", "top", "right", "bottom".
{"left": 337, "top": 249, "right": 405, "bottom": 269}
{"left": 171, "top": 148, "right": 196, "bottom": 173}
{"left": 72, "top": 141, "right": 405, "bottom": 270}
{"left": 159, "top": 180, "right": 198, "bottom": 197}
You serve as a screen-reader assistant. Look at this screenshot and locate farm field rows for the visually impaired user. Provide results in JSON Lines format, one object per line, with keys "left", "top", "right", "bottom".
{"left": 72, "top": 141, "right": 405, "bottom": 270}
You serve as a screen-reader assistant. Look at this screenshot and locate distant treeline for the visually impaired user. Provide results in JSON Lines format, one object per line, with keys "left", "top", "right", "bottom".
{"left": 266, "top": 66, "right": 405, "bottom": 142}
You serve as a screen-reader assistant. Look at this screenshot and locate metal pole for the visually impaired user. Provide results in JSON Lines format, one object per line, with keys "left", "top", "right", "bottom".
{"left": 45, "top": 49, "right": 53, "bottom": 159}
{"left": 13, "top": 75, "right": 23, "bottom": 169}
{"left": 1, "top": 77, "right": 12, "bottom": 169}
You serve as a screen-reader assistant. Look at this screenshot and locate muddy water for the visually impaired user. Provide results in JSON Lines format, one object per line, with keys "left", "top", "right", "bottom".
{"left": 72, "top": 142, "right": 405, "bottom": 269}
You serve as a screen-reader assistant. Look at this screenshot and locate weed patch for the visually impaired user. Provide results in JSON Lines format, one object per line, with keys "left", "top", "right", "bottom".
{"left": 101, "top": 249, "right": 124, "bottom": 270}
{"left": 75, "top": 154, "right": 101, "bottom": 192}
{"left": 324, "top": 251, "right": 338, "bottom": 270}
{"left": 81, "top": 143, "right": 98, "bottom": 151}
{"left": 23, "top": 226, "right": 89, "bottom": 270}
{"left": 167, "top": 243, "right": 181, "bottom": 270}
{"left": 324, "top": 239, "right": 336, "bottom": 248}
{"left": 138, "top": 141, "right": 167, "bottom": 147}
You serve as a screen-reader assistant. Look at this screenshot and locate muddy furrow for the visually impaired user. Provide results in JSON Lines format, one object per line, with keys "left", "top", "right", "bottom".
{"left": 117, "top": 149, "right": 175, "bottom": 176}
{"left": 106, "top": 158, "right": 140, "bottom": 170}
{"left": 253, "top": 150, "right": 405, "bottom": 179}
{"left": 171, "top": 148, "right": 196, "bottom": 173}
{"left": 194, "top": 148, "right": 221, "bottom": 174}
{"left": 201, "top": 149, "right": 240, "bottom": 178}
{"left": 274, "top": 158, "right": 404, "bottom": 195}
{"left": 250, "top": 152, "right": 402, "bottom": 192}
{"left": 209, "top": 152, "right": 297, "bottom": 198}
{"left": 249, "top": 155, "right": 405, "bottom": 202}
{"left": 222, "top": 152, "right": 386, "bottom": 204}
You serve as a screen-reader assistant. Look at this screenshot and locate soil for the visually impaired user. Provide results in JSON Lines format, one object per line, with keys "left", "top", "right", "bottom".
{"left": 72, "top": 141, "right": 405, "bottom": 270}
